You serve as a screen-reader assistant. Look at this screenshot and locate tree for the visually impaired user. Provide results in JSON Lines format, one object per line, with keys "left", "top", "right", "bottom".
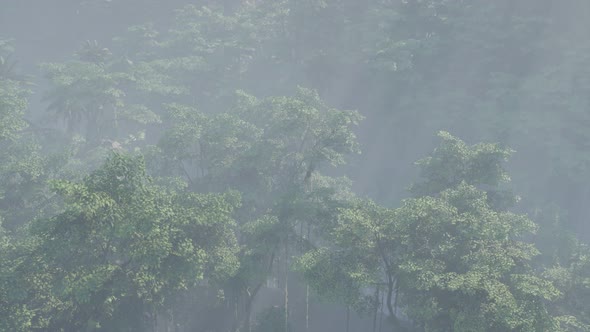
{"left": 393, "top": 183, "right": 558, "bottom": 332}
{"left": 8, "top": 152, "right": 240, "bottom": 331}
{"left": 394, "top": 133, "right": 562, "bottom": 331}
{"left": 151, "top": 86, "right": 362, "bottom": 331}
{"left": 0, "top": 39, "right": 28, "bottom": 142}
{"left": 300, "top": 132, "right": 562, "bottom": 331}
{"left": 120, "top": 3, "right": 284, "bottom": 112}
{"left": 544, "top": 242, "right": 590, "bottom": 332}
{"left": 0, "top": 39, "right": 49, "bottom": 230}
{"left": 0, "top": 218, "right": 37, "bottom": 331}
{"left": 41, "top": 40, "right": 160, "bottom": 146}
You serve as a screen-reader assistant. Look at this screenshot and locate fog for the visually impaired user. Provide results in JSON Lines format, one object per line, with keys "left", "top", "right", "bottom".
{"left": 1, "top": 1, "right": 589, "bottom": 331}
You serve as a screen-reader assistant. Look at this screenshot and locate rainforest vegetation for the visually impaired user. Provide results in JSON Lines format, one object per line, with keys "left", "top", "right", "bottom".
{"left": 1, "top": 0, "right": 589, "bottom": 331}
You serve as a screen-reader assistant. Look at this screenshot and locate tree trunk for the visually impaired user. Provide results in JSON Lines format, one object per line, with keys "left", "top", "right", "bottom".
{"left": 378, "top": 289, "right": 384, "bottom": 332}
{"left": 232, "top": 292, "right": 239, "bottom": 332}
{"left": 284, "top": 234, "right": 290, "bottom": 332}
{"left": 386, "top": 275, "right": 394, "bottom": 319}
{"left": 244, "top": 286, "right": 259, "bottom": 332}
{"left": 372, "top": 287, "right": 379, "bottom": 332}
{"left": 386, "top": 274, "right": 405, "bottom": 330}
{"left": 240, "top": 247, "right": 277, "bottom": 332}
{"left": 305, "top": 284, "right": 310, "bottom": 332}
{"left": 346, "top": 306, "right": 350, "bottom": 332}
{"left": 394, "top": 280, "right": 400, "bottom": 317}
{"left": 305, "top": 222, "right": 311, "bottom": 332}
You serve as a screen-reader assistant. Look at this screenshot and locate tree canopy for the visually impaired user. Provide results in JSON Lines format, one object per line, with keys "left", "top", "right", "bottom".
{"left": 1, "top": 1, "right": 589, "bottom": 331}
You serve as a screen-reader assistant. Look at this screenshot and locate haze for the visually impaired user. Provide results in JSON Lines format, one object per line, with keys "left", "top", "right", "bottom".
{"left": 0, "top": 1, "right": 589, "bottom": 331}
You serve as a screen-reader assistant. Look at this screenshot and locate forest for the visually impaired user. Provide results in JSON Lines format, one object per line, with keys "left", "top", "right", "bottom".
{"left": 1, "top": 0, "right": 589, "bottom": 331}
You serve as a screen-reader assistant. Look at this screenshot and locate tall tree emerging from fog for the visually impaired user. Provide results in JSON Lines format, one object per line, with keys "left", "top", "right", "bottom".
{"left": 151, "top": 86, "right": 362, "bottom": 331}
{"left": 299, "top": 132, "right": 564, "bottom": 331}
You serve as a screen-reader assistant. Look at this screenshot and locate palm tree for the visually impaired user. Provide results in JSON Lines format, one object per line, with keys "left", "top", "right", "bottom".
{"left": 40, "top": 40, "right": 123, "bottom": 142}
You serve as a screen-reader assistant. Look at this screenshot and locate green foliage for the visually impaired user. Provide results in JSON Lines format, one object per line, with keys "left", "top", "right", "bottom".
{"left": 0, "top": 220, "right": 36, "bottom": 331}
{"left": 154, "top": 87, "right": 361, "bottom": 211}
{"left": 544, "top": 243, "right": 590, "bottom": 331}
{"left": 395, "top": 134, "right": 562, "bottom": 331}
{"left": 7, "top": 153, "right": 239, "bottom": 330}
{"left": 0, "top": 75, "right": 27, "bottom": 141}
{"left": 0, "top": 40, "right": 53, "bottom": 230}
{"left": 41, "top": 41, "right": 159, "bottom": 145}
{"left": 3, "top": 1, "right": 590, "bottom": 330}
{"left": 252, "top": 306, "right": 291, "bottom": 332}
{"left": 300, "top": 133, "right": 562, "bottom": 331}
{"left": 0, "top": 40, "right": 28, "bottom": 142}
{"left": 295, "top": 246, "right": 373, "bottom": 310}
{"left": 395, "top": 183, "right": 557, "bottom": 331}
{"left": 150, "top": 84, "right": 362, "bottom": 329}
{"left": 411, "top": 131, "right": 514, "bottom": 202}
